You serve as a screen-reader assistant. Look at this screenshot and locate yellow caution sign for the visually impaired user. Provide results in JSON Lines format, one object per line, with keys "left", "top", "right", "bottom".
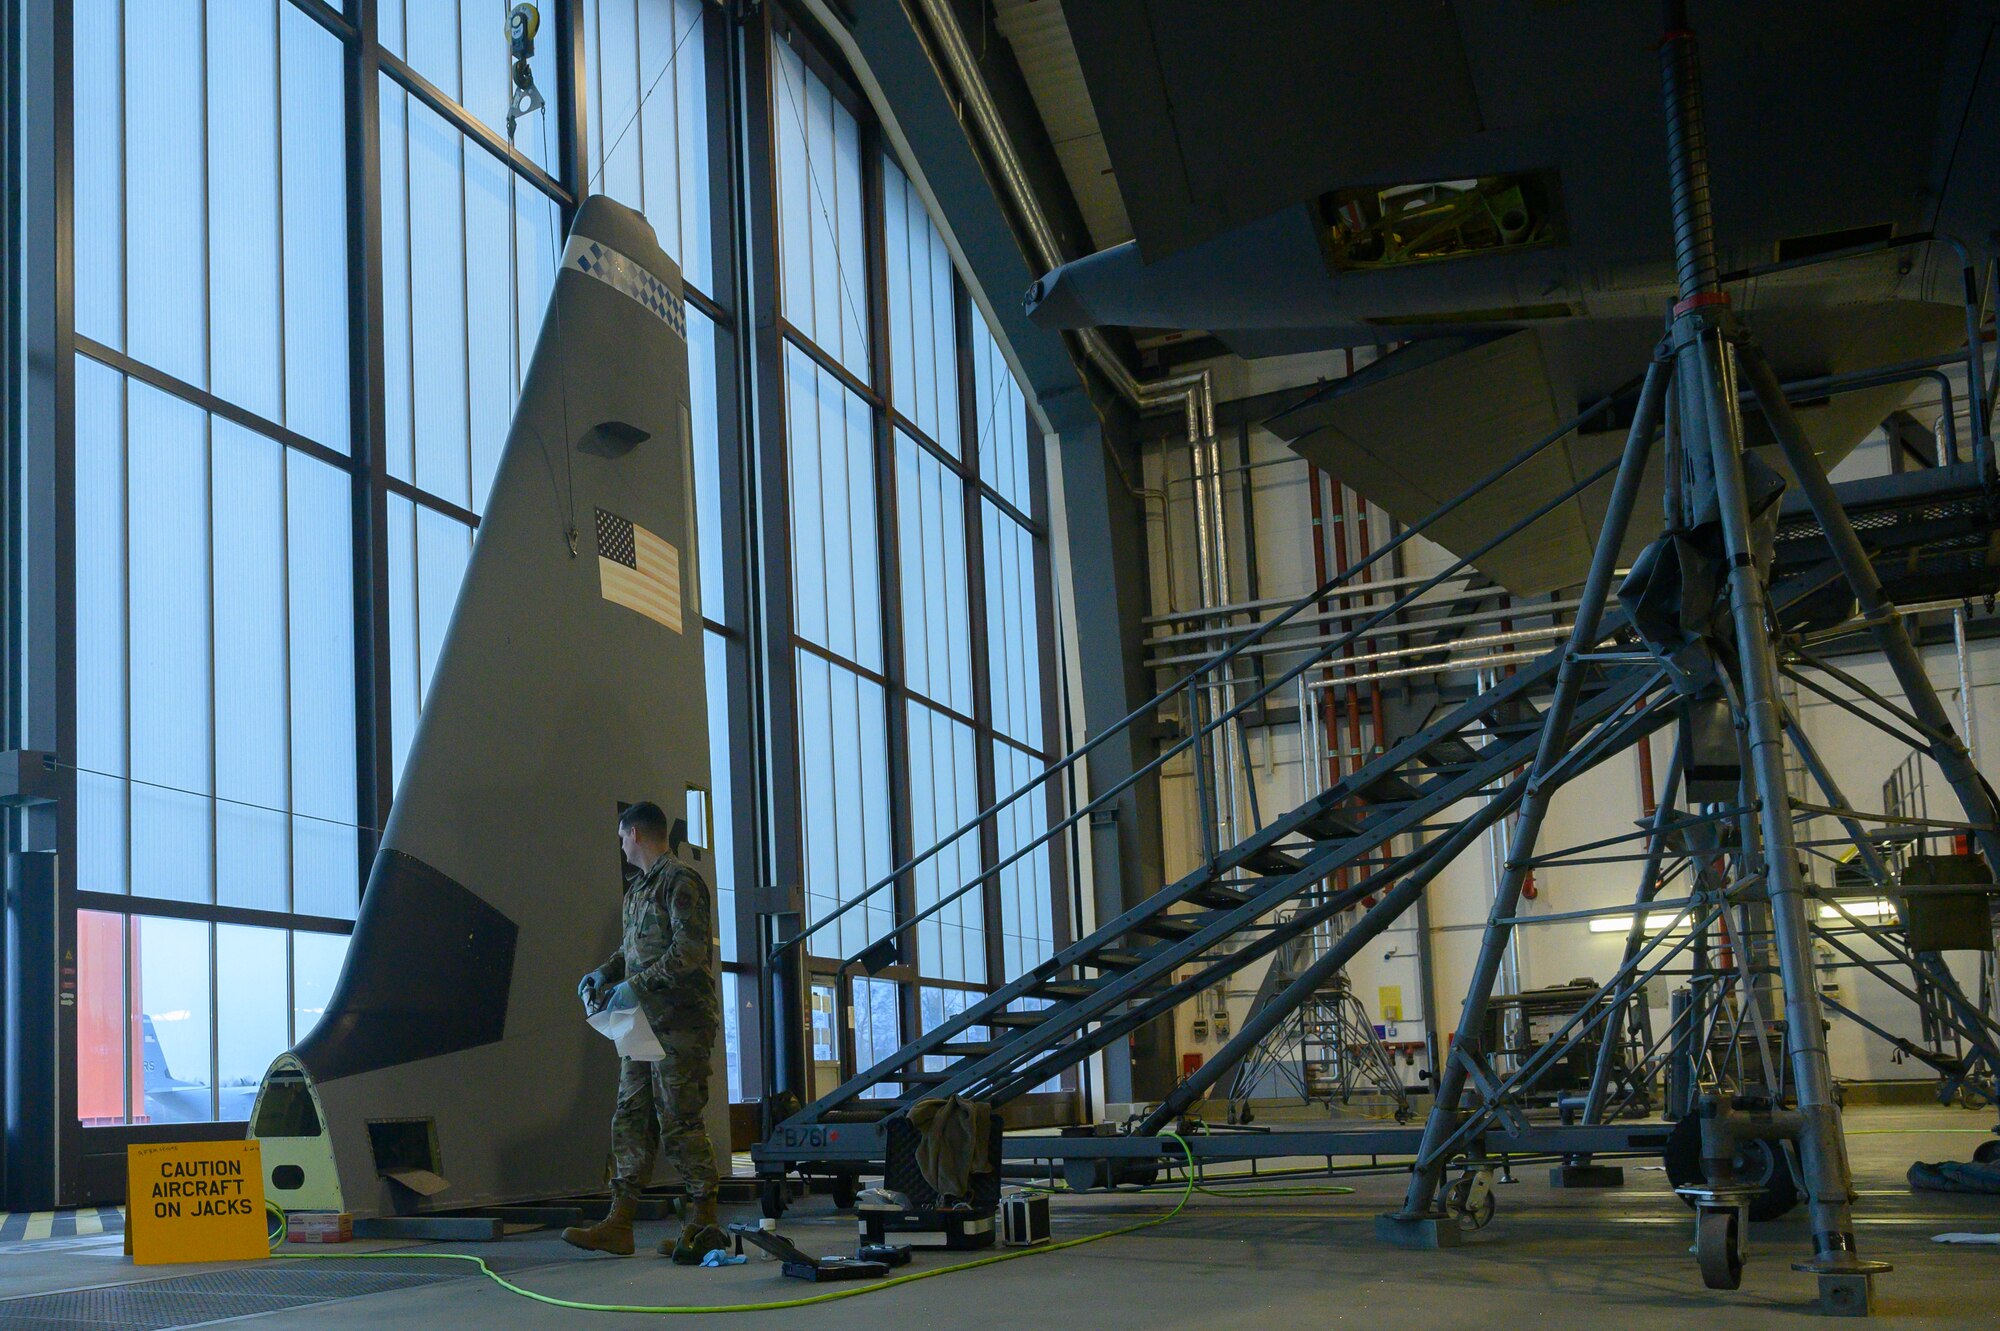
{"left": 126, "top": 1139, "right": 268, "bottom": 1265}
{"left": 1378, "top": 986, "right": 1403, "bottom": 1022}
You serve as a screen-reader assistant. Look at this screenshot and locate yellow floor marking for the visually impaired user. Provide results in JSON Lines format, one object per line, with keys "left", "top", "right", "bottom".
{"left": 75, "top": 1211, "right": 103, "bottom": 1236}
{"left": 22, "top": 1212, "right": 52, "bottom": 1241}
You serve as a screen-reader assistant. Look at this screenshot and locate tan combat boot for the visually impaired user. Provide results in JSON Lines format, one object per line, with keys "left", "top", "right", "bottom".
{"left": 563, "top": 1196, "right": 637, "bottom": 1256}
{"left": 660, "top": 1194, "right": 728, "bottom": 1262}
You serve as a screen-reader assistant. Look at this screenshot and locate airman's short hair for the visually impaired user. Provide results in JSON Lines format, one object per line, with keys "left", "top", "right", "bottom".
{"left": 618, "top": 801, "right": 670, "bottom": 841}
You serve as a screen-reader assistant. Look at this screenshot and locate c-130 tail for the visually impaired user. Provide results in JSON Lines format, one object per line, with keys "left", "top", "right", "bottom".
{"left": 248, "top": 197, "right": 721, "bottom": 1218}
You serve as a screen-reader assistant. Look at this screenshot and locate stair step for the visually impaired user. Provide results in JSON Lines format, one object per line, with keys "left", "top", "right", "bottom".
{"left": 1242, "top": 845, "right": 1302, "bottom": 876}
{"left": 900, "top": 1068, "right": 955, "bottom": 1084}
{"left": 1127, "top": 910, "right": 1215, "bottom": 939}
{"left": 1357, "top": 771, "right": 1424, "bottom": 804}
{"left": 1091, "top": 948, "right": 1150, "bottom": 971}
{"left": 1189, "top": 881, "right": 1254, "bottom": 910}
{"left": 1484, "top": 699, "right": 1543, "bottom": 730}
{"left": 1297, "top": 806, "right": 1363, "bottom": 841}
{"left": 1421, "top": 734, "right": 1480, "bottom": 766}
{"left": 988, "top": 1008, "right": 1053, "bottom": 1027}
{"left": 1033, "top": 977, "right": 1103, "bottom": 1001}
{"left": 819, "top": 1106, "right": 895, "bottom": 1123}
{"left": 938, "top": 1039, "right": 1006, "bottom": 1057}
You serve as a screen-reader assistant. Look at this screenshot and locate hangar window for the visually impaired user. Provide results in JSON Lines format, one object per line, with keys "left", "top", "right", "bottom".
{"left": 768, "top": 14, "right": 1069, "bottom": 1104}
{"left": 52, "top": 0, "right": 1054, "bottom": 1150}
{"left": 75, "top": 910, "right": 350, "bottom": 1127}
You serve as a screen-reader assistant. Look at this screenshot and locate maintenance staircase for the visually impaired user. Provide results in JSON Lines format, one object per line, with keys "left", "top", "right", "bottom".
{"left": 754, "top": 366, "right": 1996, "bottom": 1169}
{"left": 771, "top": 645, "right": 1658, "bottom": 1133}
{"left": 749, "top": 386, "right": 1700, "bottom": 1171}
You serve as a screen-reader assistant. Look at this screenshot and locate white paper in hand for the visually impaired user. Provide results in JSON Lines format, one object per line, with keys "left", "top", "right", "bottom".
{"left": 587, "top": 1005, "right": 666, "bottom": 1062}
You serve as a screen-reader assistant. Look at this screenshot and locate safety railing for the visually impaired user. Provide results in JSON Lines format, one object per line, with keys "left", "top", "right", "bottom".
{"left": 775, "top": 377, "right": 1647, "bottom": 987}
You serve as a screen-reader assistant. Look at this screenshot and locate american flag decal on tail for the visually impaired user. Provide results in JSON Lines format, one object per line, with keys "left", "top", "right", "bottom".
{"left": 595, "top": 507, "right": 683, "bottom": 633}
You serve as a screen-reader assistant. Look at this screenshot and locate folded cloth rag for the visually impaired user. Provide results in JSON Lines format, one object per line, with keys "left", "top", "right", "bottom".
{"left": 700, "top": 1249, "right": 748, "bottom": 1267}
{"left": 1932, "top": 1232, "right": 2000, "bottom": 1244}
{"left": 907, "top": 1095, "right": 992, "bottom": 1202}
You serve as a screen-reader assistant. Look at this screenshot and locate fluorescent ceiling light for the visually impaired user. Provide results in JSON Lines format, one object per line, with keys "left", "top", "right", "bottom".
{"left": 1587, "top": 913, "right": 1691, "bottom": 934}
{"left": 1819, "top": 899, "right": 1895, "bottom": 920}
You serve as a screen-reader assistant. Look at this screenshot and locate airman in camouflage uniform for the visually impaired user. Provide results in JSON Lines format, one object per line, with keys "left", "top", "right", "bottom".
{"left": 563, "top": 802, "right": 727, "bottom": 1262}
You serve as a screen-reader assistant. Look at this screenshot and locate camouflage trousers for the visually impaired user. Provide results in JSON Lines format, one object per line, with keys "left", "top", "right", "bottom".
{"left": 609, "top": 1031, "right": 719, "bottom": 1204}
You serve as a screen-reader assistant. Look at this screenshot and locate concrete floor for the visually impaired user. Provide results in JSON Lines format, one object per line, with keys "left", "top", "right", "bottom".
{"left": 6, "top": 1105, "right": 2000, "bottom": 1329}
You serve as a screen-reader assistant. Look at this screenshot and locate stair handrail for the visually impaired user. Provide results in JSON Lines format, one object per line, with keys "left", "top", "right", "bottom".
{"left": 772, "top": 378, "right": 1643, "bottom": 971}
{"left": 813, "top": 433, "right": 1634, "bottom": 996}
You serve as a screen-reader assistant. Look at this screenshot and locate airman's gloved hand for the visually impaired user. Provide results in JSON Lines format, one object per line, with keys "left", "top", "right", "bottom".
{"left": 577, "top": 968, "right": 609, "bottom": 1010}
{"left": 606, "top": 981, "right": 639, "bottom": 1013}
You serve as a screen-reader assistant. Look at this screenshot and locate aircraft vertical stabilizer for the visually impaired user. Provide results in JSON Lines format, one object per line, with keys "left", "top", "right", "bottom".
{"left": 250, "top": 196, "right": 718, "bottom": 1218}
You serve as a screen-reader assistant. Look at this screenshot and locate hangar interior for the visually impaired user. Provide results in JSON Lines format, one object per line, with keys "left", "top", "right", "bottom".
{"left": 7, "top": 0, "right": 2000, "bottom": 1325}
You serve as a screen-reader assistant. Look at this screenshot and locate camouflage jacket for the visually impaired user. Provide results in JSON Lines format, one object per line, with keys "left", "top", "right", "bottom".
{"left": 600, "top": 850, "right": 721, "bottom": 1042}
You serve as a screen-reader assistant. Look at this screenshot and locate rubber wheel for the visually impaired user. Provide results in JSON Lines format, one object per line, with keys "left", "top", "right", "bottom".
{"left": 830, "top": 1173, "right": 859, "bottom": 1210}
{"left": 759, "top": 1180, "right": 788, "bottom": 1220}
{"left": 1974, "top": 1139, "right": 2000, "bottom": 1166}
{"left": 1696, "top": 1207, "right": 1744, "bottom": 1290}
{"left": 1445, "top": 1173, "right": 1496, "bottom": 1230}
{"left": 1663, "top": 1115, "right": 1801, "bottom": 1223}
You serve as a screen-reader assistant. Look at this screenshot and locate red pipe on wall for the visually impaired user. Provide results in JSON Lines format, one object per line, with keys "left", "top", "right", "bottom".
{"left": 1331, "top": 482, "right": 1365, "bottom": 780}
{"left": 1306, "top": 462, "right": 1347, "bottom": 890}
{"left": 1353, "top": 493, "right": 1387, "bottom": 759}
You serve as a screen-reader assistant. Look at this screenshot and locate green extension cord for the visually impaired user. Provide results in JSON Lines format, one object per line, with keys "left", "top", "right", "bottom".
{"left": 261, "top": 1122, "right": 1990, "bottom": 1311}
{"left": 1181, "top": 1179, "right": 1357, "bottom": 1198}
{"left": 1159, "top": 1120, "right": 1357, "bottom": 1198}
{"left": 271, "top": 1132, "right": 1207, "bottom": 1315}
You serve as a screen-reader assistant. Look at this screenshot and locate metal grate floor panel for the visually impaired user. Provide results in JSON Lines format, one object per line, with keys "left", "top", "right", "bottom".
{"left": 0, "top": 1265, "right": 460, "bottom": 1331}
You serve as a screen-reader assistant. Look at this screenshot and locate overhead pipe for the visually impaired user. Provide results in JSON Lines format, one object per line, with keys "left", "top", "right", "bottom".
{"left": 907, "top": 0, "right": 1212, "bottom": 426}
{"left": 1305, "top": 462, "right": 1347, "bottom": 888}
{"left": 905, "top": 0, "right": 1252, "bottom": 868}
{"left": 1147, "top": 596, "right": 1584, "bottom": 675}
{"left": 1331, "top": 482, "right": 1366, "bottom": 793}
{"left": 1350, "top": 349, "right": 1390, "bottom": 779}
{"left": 1146, "top": 580, "right": 1571, "bottom": 650}
{"left": 1355, "top": 493, "right": 1388, "bottom": 761}
{"left": 1144, "top": 566, "right": 1486, "bottom": 626}
{"left": 1186, "top": 411, "right": 1241, "bottom": 852}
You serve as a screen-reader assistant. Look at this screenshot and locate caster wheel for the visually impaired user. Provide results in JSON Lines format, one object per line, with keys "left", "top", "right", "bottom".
{"left": 759, "top": 1180, "right": 788, "bottom": 1220}
{"left": 1445, "top": 1171, "right": 1496, "bottom": 1231}
{"left": 830, "top": 1173, "right": 859, "bottom": 1210}
{"left": 1696, "top": 1207, "right": 1744, "bottom": 1290}
{"left": 1664, "top": 1116, "right": 1801, "bottom": 1222}
{"left": 1973, "top": 1139, "right": 2000, "bottom": 1166}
